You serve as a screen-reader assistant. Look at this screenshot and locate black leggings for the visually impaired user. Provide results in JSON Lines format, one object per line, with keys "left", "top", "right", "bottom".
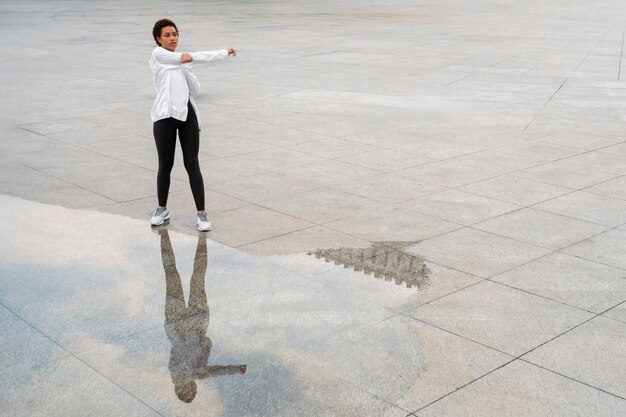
{"left": 153, "top": 102, "right": 205, "bottom": 211}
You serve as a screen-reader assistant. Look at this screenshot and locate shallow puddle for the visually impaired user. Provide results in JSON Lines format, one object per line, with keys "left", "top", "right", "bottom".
{"left": 309, "top": 241, "right": 431, "bottom": 289}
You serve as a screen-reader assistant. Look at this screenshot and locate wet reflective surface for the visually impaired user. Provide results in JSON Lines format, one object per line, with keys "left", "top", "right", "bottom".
{"left": 159, "top": 230, "right": 247, "bottom": 403}
{"left": 1, "top": 193, "right": 625, "bottom": 417}
{"left": 310, "top": 241, "right": 430, "bottom": 289}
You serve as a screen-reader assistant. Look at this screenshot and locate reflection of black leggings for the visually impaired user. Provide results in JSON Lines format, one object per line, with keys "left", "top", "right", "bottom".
{"left": 153, "top": 102, "right": 204, "bottom": 211}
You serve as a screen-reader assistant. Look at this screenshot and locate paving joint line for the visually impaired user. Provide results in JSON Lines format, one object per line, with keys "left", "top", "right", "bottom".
{"left": 0, "top": 301, "right": 166, "bottom": 417}
{"left": 516, "top": 358, "right": 626, "bottom": 401}
{"left": 17, "top": 126, "right": 49, "bottom": 137}
{"left": 410, "top": 357, "right": 518, "bottom": 415}
{"left": 403, "top": 315, "right": 515, "bottom": 358}
{"left": 233, "top": 224, "right": 319, "bottom": 250}
{"left": 617, "top": 32, "right": 625, "bottom": 81}
{"left": 491, "top": 51, "right": 524, "bottom": 67}
{"left": 398, "top": 278, "right": 486, "bottom": 315}
{"left": 484, "top": 277, "right": 600, "bottom": 316}
{"left": 523, "top": 78, "right": 568, "bottom": 131}
{"left": 573, "top": 29, "right": 610, "bottom": 72}
{"left": 22, "top": 163, "right": 120, "bottom": 203}
{"left": 554, "top": 248, "right": 626, "bottom": 272}
{"left": 516, "top": 303, "right": 619, "bottom": 362}
{"left": 471, "top": 202, "right": 613, "bottom": 234}
{"left": 409, "top": 300, "right": 626, "bottom": 414}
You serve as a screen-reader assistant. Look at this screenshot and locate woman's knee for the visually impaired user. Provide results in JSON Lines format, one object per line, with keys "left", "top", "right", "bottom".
{"left": 183, "top": 158, "right": 201, "bottom": 174}
{"left": 158, "top": 159, "right": 175, "bottom": 175}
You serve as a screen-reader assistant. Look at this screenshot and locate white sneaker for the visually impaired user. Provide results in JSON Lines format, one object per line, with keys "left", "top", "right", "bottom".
{"left": 197, "top": 212, "right": 212, "bottom": 231}
{"left": 151, "top": 207, "right": 170, "bottom": 226}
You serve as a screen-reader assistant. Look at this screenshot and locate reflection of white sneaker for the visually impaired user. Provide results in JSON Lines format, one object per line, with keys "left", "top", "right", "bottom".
{"left": 150, "top": 223, "right": 169, "bottom": 235}
{"left": 150, "top": 207, "right": 170, "bottom": 226}
{"left": 197, "top": 212, "right": 212, "bottom": 231}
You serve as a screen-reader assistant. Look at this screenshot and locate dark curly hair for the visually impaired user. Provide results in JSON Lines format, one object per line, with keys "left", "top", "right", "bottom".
{"left": 152, "top": 18, "right": 178, "bottom": 46}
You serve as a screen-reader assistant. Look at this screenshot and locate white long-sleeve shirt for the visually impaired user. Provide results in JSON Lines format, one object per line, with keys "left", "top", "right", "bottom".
{"left": 149, "top": 46, "right": 229, "bottom": 128}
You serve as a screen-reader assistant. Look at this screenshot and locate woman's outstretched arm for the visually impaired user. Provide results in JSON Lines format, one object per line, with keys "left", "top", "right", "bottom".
{"left": 153, "top": 46, "right": 236, "bottom": 66}
{"left": 190, "top": 47, "right": 236, "bottom": 63}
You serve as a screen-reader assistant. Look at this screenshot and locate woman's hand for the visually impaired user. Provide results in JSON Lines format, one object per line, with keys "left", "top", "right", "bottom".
{"left": 180, "top": 53, "right": 193, "bottom": 63}
{"left": 227, "top": 46, "right": 237, "bottom": 57}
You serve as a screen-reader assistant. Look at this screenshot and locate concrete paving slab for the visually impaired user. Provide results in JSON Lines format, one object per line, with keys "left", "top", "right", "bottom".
{"left": 558, "top": 150, "right": 626, "bottom": 175}
{"left": 287, "top": 314, "right": 512, "bottom": 411}
{"left": 512, "top": 160, "right": 620, "bottom": 189}
{"left": 523, "top": 316, "right": 626, "bottom": 398}
{"left": 338, "top": 148, "right": 436, "bottom": 172}
{"left": 399, "top": 189, "right": 522, "bottom": 226}
{"left": 458, "top": 175, "right": 573, "bottom": 206}
{"left": 207, "top": 172, "right": 321, "bottom": 205}
{"left": 332, "top": 174, "right": 446, "bottom": 205}
{"left": 238, "top": 225, "right": 371, "bottom": 256}
{"left": 585, "top": 175, "right": 626, "bottom": 201}
{"left": 414, "top": 360, "right": 626, "bottom": 417}
{"left": 446, "top": 149, "right": 544, "bottom": 174}
{"left": 534, "top": 132, "right": 624, "bottom": 151}
{"left": 472, "top": 208, "right": 609, "bottom": 250}
{"left": 408, "top": 280, "right": 594, "bottom": 356}
{"left": 405, "top": 228, "right": 551, "bottom": 278}
{"left": 562, "top": 229, "right": 626, "bottom": 270}
{"left": 286, "top": 137, "right": 380, "bottom": 159}
{"left": 535, "top": 191, "right": 626, "bottom": 227}
{"left": 494, "top": 252, "right": 626, "bottom": 313}
{"left": 325, "top": 206, "right": 461, "bottom": 243}
{"left": 2, "top": 355, "right": 155, "bottom": 417}
{"left": 197, "top": 156, "right": 269, "bottom": 185}
{"left": 0, "top": 306, "right": 72, "bottom": 383}
{"left": 603, "top": 303, "right": 626, "bottom": 324}
{"left": 262, "top": 187, "right": 388, "bottom": 224}
{"left": 396, "top": 159, "right": 501, "bottom": 188}
{"left": 278, "top": 159, "right": 382, "bottom": 187}
{"left": 600, "top": 142, "right": 626, "bottom": 156}
{"left": 208, "top": 204, "right": 315, "bottom": 247}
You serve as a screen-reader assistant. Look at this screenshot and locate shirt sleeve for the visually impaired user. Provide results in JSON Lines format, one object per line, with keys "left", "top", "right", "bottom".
{"left": 152, "top": 47, "right": 183, "bottom": 65}
{"left": 189, "top": 49, "right": 229, "bottom": 63}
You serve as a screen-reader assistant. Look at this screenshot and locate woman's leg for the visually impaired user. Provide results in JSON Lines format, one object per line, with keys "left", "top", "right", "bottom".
{"left": 153, "top": 118, "right": 178, "bottom": 207}
{"left": 178, "top": 104, "right": 205, "bottom": 211}
{"left": 189, "top": 236, "right": 208, "bottom": 312}
{"left": 160, "top": 230, "right": 185, "bottom": 323}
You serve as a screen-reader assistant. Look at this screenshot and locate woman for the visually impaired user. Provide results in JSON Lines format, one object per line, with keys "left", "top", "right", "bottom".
{"left": 149, "top": 18, "right": 236, "bottom": 231}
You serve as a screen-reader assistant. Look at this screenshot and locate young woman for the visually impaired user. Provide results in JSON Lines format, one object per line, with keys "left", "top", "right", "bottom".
{"left": 149, "top": 18, "right": 236, "bottom": 231}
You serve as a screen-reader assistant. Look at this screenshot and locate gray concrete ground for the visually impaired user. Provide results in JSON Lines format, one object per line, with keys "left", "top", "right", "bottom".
{"left": 1, "top": 0, "right": 626, "bottom": 415}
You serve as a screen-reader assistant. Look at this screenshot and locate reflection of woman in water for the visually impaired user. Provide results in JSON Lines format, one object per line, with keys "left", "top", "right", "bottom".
{"left": 159, "top": 229, "right": 246, "bottom": 403}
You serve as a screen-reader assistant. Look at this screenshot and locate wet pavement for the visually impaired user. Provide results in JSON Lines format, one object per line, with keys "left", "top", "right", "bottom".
{"left": 2, "top": 0, "right": 626, "bottom": 415}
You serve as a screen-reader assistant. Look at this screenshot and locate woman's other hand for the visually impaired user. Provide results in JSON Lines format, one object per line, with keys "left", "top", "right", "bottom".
{"left": 180, "top": 53, "right": 193, "bottom": 63}
{"left": 227, "top": 47, "right": 237, "bottom": 57}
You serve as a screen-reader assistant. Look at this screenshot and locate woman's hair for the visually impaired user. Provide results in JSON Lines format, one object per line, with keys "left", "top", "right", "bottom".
{"left": 152, "top": 18, "right": 178, "bottom": 46}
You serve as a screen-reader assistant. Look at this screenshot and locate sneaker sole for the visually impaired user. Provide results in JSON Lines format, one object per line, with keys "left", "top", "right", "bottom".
{"left": 150, "top": 214, "right": 170, "bottom": 226}
{"left": 197, "top": 224, "right": 213, "bottom": 232}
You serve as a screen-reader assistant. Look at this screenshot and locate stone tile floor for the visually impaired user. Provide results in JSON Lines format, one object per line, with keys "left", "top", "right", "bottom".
{"left": 1, "top": 0, "right": 625, "bottom": 415}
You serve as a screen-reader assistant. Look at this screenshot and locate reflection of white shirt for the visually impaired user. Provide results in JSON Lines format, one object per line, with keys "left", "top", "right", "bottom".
{"left": 149, "top": 46, "right": 228, "bottom": 128}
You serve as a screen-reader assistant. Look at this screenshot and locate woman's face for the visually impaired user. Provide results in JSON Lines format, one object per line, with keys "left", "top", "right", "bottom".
{"left": 158, "top": 26, "right": 178, "bottom": 51}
